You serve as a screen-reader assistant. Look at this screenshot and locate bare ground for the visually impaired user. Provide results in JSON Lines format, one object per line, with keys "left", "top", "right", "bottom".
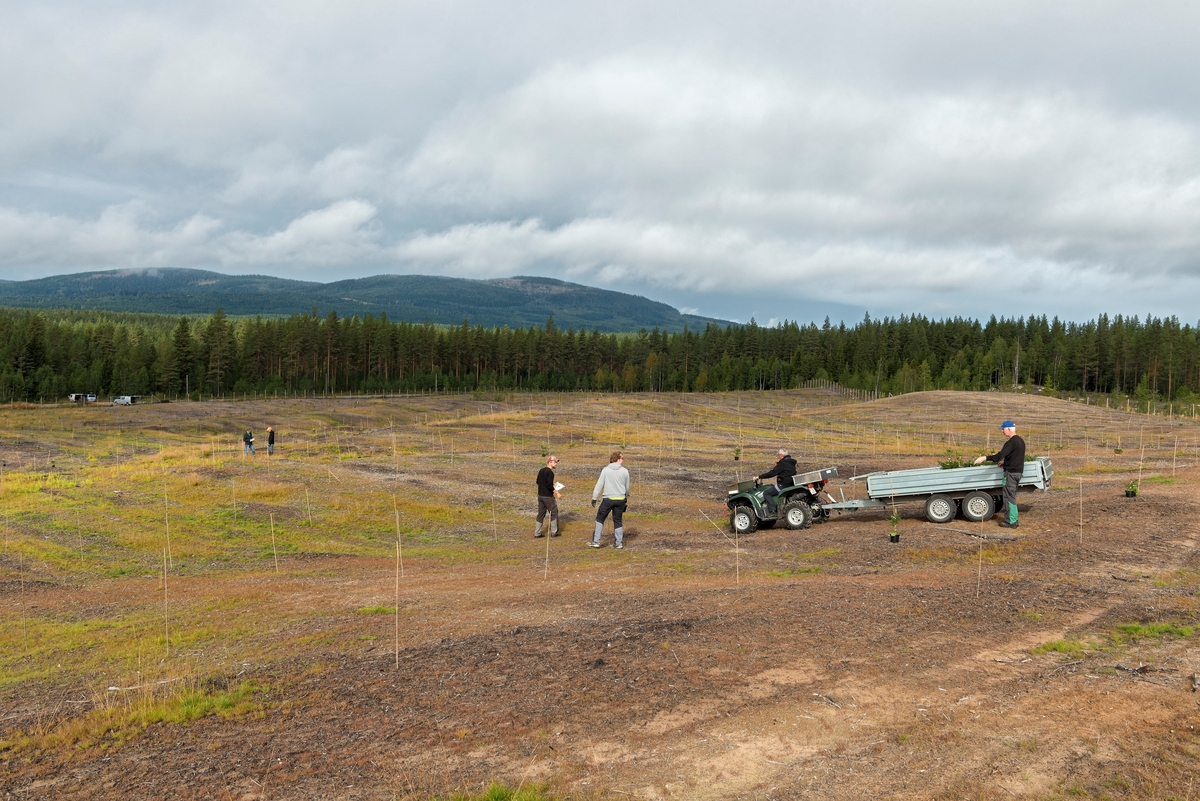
{"left": 2, "top": 390, "right": 1199, "bottom": 799}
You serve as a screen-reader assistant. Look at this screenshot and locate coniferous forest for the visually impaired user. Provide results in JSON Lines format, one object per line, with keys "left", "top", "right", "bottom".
{"left": 2, "top": 306, "right": 1199, "bottom": 407}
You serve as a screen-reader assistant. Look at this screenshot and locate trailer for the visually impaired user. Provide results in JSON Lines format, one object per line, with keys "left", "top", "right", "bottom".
{"left": 821, "top": 457, "right": 1054, "bottom": 523}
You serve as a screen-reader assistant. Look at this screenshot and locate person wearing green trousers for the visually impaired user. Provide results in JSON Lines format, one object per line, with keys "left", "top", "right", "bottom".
{"left": 974, "top": 420, "right": 1026, "bottom": 528}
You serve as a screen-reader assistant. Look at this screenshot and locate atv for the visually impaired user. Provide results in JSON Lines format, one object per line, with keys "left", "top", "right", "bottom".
{"left": 726, "top": 467, "right": 839, "bottom": 535}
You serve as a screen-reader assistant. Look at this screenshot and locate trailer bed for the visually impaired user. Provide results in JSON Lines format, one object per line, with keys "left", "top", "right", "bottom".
{"left": 864, "top": 457, "right": 1053, "bottom": 500}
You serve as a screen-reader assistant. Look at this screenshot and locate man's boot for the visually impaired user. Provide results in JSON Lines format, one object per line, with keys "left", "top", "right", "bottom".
{"left": 550, "top": 519, "right": 559, "bottom": 537}
{"left": 614, "top": 527, "right": 624, "bottom": 549}
{"left": 534, "top": 520, "right": 544, "bottom": 538}
{"left": 589, "top": 522, "right": 603, "bottom": 547}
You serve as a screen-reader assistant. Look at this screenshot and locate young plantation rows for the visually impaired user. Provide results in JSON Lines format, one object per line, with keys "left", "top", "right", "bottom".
{"left": 1, "top": 389, "right": 1199, "bottom": 800}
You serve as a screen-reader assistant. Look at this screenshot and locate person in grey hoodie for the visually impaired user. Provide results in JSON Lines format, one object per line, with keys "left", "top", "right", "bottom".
{"left": 590, "top": 451, "right": 630, "bottom": 549}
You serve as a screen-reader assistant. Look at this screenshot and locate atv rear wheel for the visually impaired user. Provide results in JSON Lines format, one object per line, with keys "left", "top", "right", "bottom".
{"left": 730, "top": 505, "right": 758, "bottom": 535}
{"left": 782, "top": 500, "right": 812, "bottom": 530}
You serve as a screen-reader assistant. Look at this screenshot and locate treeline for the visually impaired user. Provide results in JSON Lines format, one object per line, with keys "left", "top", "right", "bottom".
{"left": 2, "top": 307, "right": 1200, "bottom": 404}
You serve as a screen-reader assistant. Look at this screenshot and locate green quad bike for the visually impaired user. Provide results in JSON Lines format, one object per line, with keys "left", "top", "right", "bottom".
{"left": 726, "top": 467, "right": 839, "bottom": 535}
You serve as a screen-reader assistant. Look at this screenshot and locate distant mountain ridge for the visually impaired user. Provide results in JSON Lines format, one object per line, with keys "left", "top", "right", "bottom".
{"left": 0, "top": 268, "right": 730, "bottom": 332}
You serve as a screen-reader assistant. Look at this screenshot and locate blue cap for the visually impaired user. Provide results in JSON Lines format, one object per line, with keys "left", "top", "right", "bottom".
{"left": 1000, "top": 420, "right": 1016, "bottom": 429}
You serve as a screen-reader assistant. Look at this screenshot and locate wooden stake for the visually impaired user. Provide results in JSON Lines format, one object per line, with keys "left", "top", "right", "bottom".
{"left": 20, "top": 552, "right": 28, "bottom": 651}
{"left": 1078, "top": 479, "right": 1084, "bottom": 547}
{"left": 393, "top": 495, "right": 404, "bottom": 578}
{"left": 977, "top": 515, "right": 983, "bottom": 599}
{"left": 164, "top": 481, "right": 172, "bottom": 569}
{"left": 270, "top": 512, "right": 279, "bottom": 573}
{"left": 162, "top": 548, "right": 169, "bottom": 659}
{"left": 734, "top": 520, "right": 740, "bottom": 587}
{"left": 543, "top": 514, "right": 551, "bottom": 582}
{"left": 395, "top": 534, "right": 401, "bottom": 670}
{"left": 306, "top": 488, "right": 313, "bottom": 527}
{"left": 77, "top": 510, "right": 83, "bottom": 567}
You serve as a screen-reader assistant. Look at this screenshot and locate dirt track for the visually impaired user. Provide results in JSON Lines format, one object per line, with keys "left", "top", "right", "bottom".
{"left": 2, "top": 390, "right": 1199, "bottom": 799}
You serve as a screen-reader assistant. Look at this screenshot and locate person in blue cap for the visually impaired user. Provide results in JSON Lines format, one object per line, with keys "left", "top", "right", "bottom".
{"left": 974, "top": 420, "right": 1026, "bottom": 528}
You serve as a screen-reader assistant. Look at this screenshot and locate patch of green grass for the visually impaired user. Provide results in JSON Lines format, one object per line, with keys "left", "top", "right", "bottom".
{"left": 795, "top": 548, "right": 840, "bottom": 559}
{"left": 1142, "top": 475, "right": 1176, "bottom": 484}
{"left": 1031, "top": 638, "right": 1088, "bottom": 656}
{"left": 440, "top": 781, "right": 556, "bottom": 801}
{"left": 1111, "top": 622, "right": 1195, "bottom": 644}
{"left": 0, "top": 681, "right": 266, "bottom": 755}
{"left": 356, "top": 606, "right": 396, "bottom": 615}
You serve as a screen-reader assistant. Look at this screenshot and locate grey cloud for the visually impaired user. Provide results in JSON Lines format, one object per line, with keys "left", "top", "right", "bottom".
{"left": 3, "top": 2, "right": 1200, "bottom": 322}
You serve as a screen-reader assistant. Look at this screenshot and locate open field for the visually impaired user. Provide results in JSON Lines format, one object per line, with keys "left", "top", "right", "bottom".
{"left": 2, "top": 389, "right": 1199, "bottom": 800}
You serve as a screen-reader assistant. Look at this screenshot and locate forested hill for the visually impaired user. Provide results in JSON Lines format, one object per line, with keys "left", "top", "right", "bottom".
{"left": 0, "top": 306, "right": 1196, "bottom": 407}
{"left": 0, "top": 268, "right": 725, "bottom": 333}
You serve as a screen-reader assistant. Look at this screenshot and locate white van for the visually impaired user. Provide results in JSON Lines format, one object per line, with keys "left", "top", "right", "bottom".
{"left": 112, "top": 396, "right": 134, "bottom": 406}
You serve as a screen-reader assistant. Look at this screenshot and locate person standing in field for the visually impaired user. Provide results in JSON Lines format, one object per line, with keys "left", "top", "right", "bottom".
{"left": 243, "top": 429, "right": 256, "bottom": 456}
{"left": 590, "top": 451, "right": 630, "bottom": 549}
{"left": 974, "top": 420, "right": 1026, "bottom": 528}
{"left": 535, "top": 455, "right": 562, "bottom": 538}
{"left": 267, "top": 427, "right": 276, "bottom": 456}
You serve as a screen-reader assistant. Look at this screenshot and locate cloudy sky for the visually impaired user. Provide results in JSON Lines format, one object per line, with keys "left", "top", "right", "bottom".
{"left": 3, "top": 2, "right": 1200, "bottom": 324}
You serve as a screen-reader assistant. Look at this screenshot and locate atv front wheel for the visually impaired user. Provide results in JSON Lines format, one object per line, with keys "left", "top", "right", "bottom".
{"left": 730, "top": 505, "right": 758, "bottom": 535}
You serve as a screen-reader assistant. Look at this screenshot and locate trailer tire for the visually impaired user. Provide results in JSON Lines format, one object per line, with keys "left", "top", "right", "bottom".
{"left": 782, "top": 500, "right": 813, "bottom": 530}
{"left": 730, "top": 505, "right": 758, "bottom": 535}
{"left": 924, "top": 494, "right": 956, "bottom": 524}
{"left": 962, "top": 491, "right": 994, "bottom": 522}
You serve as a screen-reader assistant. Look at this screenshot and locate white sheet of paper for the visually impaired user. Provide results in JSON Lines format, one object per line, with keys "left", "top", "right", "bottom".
{"left": 554, "top": 482, "right": 565, "bottom": 491}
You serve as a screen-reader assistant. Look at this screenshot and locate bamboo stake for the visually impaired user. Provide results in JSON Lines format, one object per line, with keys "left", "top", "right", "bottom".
{"left": 77, "top": 510, "right": 83, "bottom": 567}
{"left": 306, "top": 488, "right": 313, "bottom": 527}
{"left": 1138, "top": 444, "right": 1145, "bottom": 491}
{"left": 270, "top": 512, "right": 279, "bottom": 573}
{"left": 543, "top": 515, "right": 551, "bottom": 581}
{"left": 492, "top": 495, "right": 498, "bottom": 542}
{"left": 1078, "top": 479, "right": 1084, "bottom": 547}
{"left": 977, "top": 514, "right": 984, "bottom": 599}
{"left": 395, "top": 534, "right": 400, "bottom": 670}
{"left": 393, "top": 495, "right": 404, "bottom": 578}
{"left": 164, "top": 481, "right": 172, "bottom": 569}
{"left": 734, "top": 517, "right": 740, "bottom": 587}
{"left": 162, "top": 548, "right": 169, "bottom": 659}
{"left": 20, "top": 552, "right": 28, "bottom": 651}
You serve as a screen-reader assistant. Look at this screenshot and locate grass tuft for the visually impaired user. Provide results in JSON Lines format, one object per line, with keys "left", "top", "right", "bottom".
{"left": 441, "top": 783, "right": 556, "bottom": 801}
{"left": 1031, "top": 638, "right": 1088, "bottom": 656}
{"left": 356, "top": 606, "right": 396, "bottom": 615}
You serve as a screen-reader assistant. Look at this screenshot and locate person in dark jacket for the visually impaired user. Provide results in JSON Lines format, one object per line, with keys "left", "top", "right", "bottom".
{"left": 757, "top": 448, "right": 797, "bottom": 515}
{"left": 974, "top": 420, "right": 1026, "bottom": 528}
{"left": 243, "top": 429, "right": 255, "bottom": 456}
{"left": 267, "top": 427, "right": 276, "bottom": 456}
{"left": 535, "top": 455, "right": 562, "bottom": 538}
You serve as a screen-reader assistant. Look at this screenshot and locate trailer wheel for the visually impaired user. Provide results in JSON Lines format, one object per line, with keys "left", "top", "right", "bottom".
{"left": 782, "top": 500, "right": 813, "bottom": 530}
{"left": 962, "top": 491, "right": 994, "bottom": 522}
{"left": 730, "top": 505, "right": 758, "bottom": 535}
{"left": 924, "top": 494, "right": 956, "bottom": 524}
